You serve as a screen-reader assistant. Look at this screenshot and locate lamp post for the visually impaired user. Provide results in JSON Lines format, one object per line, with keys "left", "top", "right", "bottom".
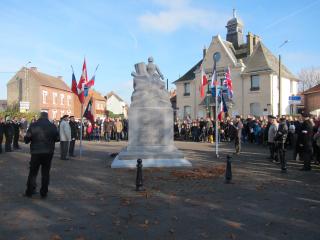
{"left": 213, "top": 52, "right": 221, "bottom": 158}
{"left": 25, "top": 61, "right": 31, "bottom": 103}
{"left": 278, "top": 40, "right": 288, "bottom": 117}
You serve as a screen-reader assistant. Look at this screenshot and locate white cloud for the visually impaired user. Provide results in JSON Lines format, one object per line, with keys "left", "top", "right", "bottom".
{"left": 138, "top": 0, "right": 227, "bottom": 33}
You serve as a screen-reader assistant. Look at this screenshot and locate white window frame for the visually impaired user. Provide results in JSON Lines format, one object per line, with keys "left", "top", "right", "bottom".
{"left": 67, "top": 95, "right": 71, "bottom": 106}
{"left": 52, "top": 109, "right": 57, "bottom": 120}
{"left": 53, "top": 92, "right": 58, "bottom": 105}
{"left": 42, "top": 90, "right": 48, "bottom": 104}
{"left": 60, "top": 94, "right": 65, "bottom": 105}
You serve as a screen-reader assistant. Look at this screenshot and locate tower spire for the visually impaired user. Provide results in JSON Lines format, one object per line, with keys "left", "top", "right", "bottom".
{"left": 233, "top": 8, "right": 236, "bottom": 18}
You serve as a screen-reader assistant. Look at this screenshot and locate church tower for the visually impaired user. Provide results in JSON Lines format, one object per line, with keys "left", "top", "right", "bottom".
{"left": 226, "top": 9, "right": 244, "bottom": 49}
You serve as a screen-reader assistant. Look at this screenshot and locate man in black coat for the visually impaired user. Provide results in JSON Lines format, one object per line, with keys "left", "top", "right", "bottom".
{"left": 0, "top": 117, "right": 4, "bottom": 154}
{"left": 69, "top": 116, "right": 78, "bottom": 157}
{"left": 24, "top": 112, "right": 59, "bottom": 198}
{"left": 274, "top": 117, "right": 288, "bottom": 173}
{"left": 4, "top": 116, "right": 14, "bottom": 152}
{"left": 299, "top": 113, "right": 314, "bottom": 171}
{"left": 13, "top": 117, "right": 21, "bottom": 150}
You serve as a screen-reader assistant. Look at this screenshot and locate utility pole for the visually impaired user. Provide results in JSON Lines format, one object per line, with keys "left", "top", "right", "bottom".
{"left": 278, "top": 40, "right": 288, "bottom": 117}
{"left": 278, "top": 54, "right": 281, "bottom": 117}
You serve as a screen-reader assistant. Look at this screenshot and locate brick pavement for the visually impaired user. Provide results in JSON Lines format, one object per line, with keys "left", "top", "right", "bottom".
{"left": 0, "top": 140, "right": 319, "bottom": 240}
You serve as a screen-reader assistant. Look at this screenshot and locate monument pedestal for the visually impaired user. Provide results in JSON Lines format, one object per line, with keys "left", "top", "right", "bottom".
{"left": 111, "top": 61, "right": 192, "bottom": 168}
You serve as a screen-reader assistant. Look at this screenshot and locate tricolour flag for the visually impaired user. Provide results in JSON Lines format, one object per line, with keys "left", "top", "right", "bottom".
{"left": 210, "top": 61, "right": 219, "bottom": 97}
{"left": 77, "top": 58, "right": 88, "bottom": 104}
{"left": 86, "top": 64, "right": 99, "bottom": 88}
{"left": 83, "top": 98, "right": 94, "bottom": 126}
{"left": 218, "top": 94, "right": 228, "bottom": 121}
{"left": 200, "top": 64, "right": 208, "bottom": 98}
{"left": 71, "top": 68, "right": 78, "bottom": 95}
{"left": 224, "top": 66, "right": 233, "bottom": 98}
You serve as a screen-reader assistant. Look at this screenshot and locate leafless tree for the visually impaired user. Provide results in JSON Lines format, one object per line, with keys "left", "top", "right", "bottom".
{"left": 298, "top": 66, "right": 320, "bottom": 92}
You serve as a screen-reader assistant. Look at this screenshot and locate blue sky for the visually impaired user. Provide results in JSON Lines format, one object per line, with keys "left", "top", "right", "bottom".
{"left": 0, "top": 0, "right": 319, "bottom": 103}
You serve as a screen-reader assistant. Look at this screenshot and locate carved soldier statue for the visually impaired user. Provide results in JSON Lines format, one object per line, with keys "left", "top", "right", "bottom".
{"left": 146, "top": 57, "right": 164, "bottom": 80}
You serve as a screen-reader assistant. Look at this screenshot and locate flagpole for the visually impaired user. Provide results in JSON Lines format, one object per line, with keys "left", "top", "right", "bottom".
{"left": 213, "top": 52, "right": 220, "bottom": 158}
{"left": 80, "top": 103, "right": 83, "bottom": 159}
{"left": 215, "top": 71, "right": 219, "bottom": 158}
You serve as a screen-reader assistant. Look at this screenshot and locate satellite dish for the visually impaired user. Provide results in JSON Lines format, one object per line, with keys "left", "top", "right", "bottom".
{"left": 213, "top": 52, "right": 221, "bottom": 62}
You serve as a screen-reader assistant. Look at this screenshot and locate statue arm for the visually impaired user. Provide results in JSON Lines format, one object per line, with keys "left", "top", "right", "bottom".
{"left": 155, "top": 65, "right": 164, "bottom": 80}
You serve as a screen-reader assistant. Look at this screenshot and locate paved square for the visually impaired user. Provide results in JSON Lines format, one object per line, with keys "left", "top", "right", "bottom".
{"left": 0, "top": 141, "right": 319, "bottom": 240}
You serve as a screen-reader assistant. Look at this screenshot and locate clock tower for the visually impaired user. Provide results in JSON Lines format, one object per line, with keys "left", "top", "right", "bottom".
{"left": 226, "top": 9, "right": 244, "bottom": 49}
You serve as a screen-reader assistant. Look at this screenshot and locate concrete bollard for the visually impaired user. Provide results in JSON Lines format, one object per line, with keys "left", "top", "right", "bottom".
{"left": 225, "top": 155, "right": 232, "bottom": 184}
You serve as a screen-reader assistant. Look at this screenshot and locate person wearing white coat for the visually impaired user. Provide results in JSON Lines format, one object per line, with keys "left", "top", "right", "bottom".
{"left": 59, "top": 115, "right": 71, "bottom": 160}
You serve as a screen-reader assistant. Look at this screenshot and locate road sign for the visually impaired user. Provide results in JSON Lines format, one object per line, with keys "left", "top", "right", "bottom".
{"left": 19, "top": 101, "right": 30, "bottom": 112}
{"left": 289, "top": 96, "right": 301, "bottom": 104}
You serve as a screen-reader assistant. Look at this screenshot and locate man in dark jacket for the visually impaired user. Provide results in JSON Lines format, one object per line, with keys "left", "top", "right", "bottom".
{"left": 4, "top": 116, "right": 14, "bottom": 152}
{"left": 274, "top": 117, "right": 288, "bottom": 173}
{"left": 69, "top": 116, "right": 78, "bottom": 157}
{"left": 24, "top": 112, "right": 59, "bottom": 198}
{"left": 13, "top": 117, "right": 21, "bottom": 149}
{"left": 0, "top": 117, "right": 4, "bottom": 153}
{"left": 299, "top": 113, "right": 314, "bottom": 171}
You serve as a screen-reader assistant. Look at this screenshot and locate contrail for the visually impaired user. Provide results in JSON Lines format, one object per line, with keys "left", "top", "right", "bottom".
{"left": 265, "top": 0, "right": 320, "bottom": 30}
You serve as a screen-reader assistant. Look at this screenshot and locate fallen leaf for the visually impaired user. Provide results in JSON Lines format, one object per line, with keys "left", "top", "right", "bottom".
{"left": 169, "top": 229, "right": 175, "bottom": 234}
{"left": 89, "top": 212, "right": 96, "bottom": 216}
{"left": 171, "top": 165, "right": 225, "bottom": 179}
{"left": 200, "top": 232, "right": 209, "bottom": 238}
{"left": 144, "top": 219, "right": 149, "bottom": 225}
{"left": 120, "top": 198, "right": 131, "bottom": 206}
{"left": 51, "top": 234, "right": 62, "bottom": 240}
{"left": 75, "top": 237, "right": 86, "bottom": 240}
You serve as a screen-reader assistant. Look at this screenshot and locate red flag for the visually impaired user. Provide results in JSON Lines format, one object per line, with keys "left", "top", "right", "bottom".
{"left": 71, "top": 71, "right": 78, "bottom": 95}
{"left": 86, "top": 75, "right": 95, "bottom": 88}
{"left": 224, "top": 66, "right": 233, "bottom": 98}
{"left": 83, "top": 98, "right": 94, "bottom": 126}
{"left": 200, "top": 64, "right": 208, "bottom": 98}
{"left": 85, "top": 64, "right": 98, "bottom": 88}
{"left": 77, "top": 58, "right": 88, "bottom": 104}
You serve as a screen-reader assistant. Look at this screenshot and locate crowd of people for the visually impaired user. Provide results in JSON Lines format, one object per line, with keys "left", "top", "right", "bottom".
{"left": 174, "top": 113, "right": 320, "bottom": 172}
{"left": 1, "top": 111, "right": 319, "bottom": 199}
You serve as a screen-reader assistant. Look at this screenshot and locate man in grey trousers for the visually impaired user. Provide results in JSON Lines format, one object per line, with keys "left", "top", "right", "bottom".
{"left": 59, "top": 115, "right": 71, "bottom": 160}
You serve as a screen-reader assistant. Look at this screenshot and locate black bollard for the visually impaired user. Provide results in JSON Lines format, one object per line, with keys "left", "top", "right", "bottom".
{"left": 136, "top": 159, "right": 144, "bottom": 191}
{"left": 225, "top": 155, "right": 232, "bottom": 184}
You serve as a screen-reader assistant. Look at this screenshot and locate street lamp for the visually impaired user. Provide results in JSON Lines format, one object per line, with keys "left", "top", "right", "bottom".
{"left": 278, "top": 40, "right": 289, "bottom": 116}
{"left": 25, "top": 61, "right": 31, "bottom": 103}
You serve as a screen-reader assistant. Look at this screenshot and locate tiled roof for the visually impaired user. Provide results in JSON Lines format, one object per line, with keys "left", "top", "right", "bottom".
{"left": 302, "top": 84, "right": 320, "bottom": 95}
{"left": 106, "top": 91, "right": 124, "bottom": 102}
{"left": 88, "top": 89, "right": 105, "bottom": 101}
{"left": 243, "top": 42, "right": 297, "bottom": 80}
{"left": 173, "top": 59, "right": 202, "bottom": 83}
{"left": 28, "top": 68, "right": 72, "bottom": 92}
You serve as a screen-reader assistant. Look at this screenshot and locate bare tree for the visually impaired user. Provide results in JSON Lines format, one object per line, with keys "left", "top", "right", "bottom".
{"left": 298, "top": 67, "right": 320, "bottom": 92}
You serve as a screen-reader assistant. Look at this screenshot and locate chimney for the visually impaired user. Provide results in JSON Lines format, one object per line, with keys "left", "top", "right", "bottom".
{"left": 253, "top": 35, "right": 260, "bottom": 46}
{"left": 246, "top": 32, "right": 254, "bottom": 55}
{"left": 203, "top": 45, "right": 207, "bottom": 58}
{"left": 30, "top": 67, "right": 38, "bottom": 72}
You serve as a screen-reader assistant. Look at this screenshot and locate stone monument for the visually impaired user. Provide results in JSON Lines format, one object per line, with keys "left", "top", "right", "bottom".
{"left": 111, "top": 57, "right": 192, "bottom": 168}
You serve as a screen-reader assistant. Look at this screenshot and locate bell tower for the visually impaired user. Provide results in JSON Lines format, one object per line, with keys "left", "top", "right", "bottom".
{"left": 226, "top": 9, "right": 244, "bottom": 49}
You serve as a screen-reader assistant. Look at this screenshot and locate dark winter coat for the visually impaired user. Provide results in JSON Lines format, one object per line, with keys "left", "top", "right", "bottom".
{"left": 24, "top": 118, "right": 59, "bottom": 154}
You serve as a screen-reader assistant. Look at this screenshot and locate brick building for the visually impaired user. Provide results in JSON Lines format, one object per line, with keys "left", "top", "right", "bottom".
{"left": 302, "top": 84, "right": 320, "bottom": 116}
{"left": 74, "top": 89, "right": 107, "bottom": 120}
{"left": 7, "top": 67, "right": 74, "bottom": 120}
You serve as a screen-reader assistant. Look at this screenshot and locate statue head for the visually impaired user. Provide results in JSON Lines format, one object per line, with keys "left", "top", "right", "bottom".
{"left": 148, "top": 56, "right": 154, "bottom": 63}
